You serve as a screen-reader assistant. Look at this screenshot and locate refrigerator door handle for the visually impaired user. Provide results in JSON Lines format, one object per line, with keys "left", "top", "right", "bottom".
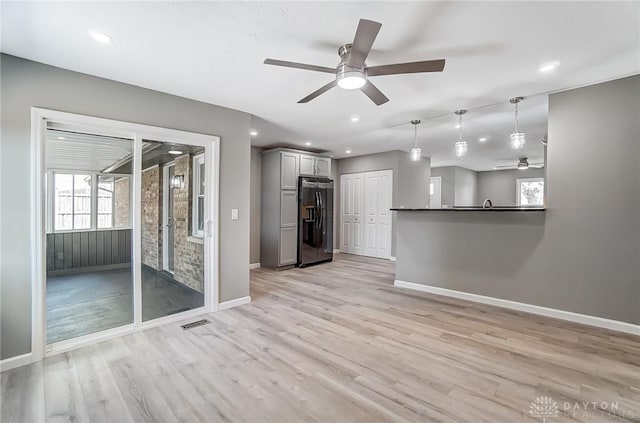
{"left": 315, "top": 191, "right": 321, "bottom": 229}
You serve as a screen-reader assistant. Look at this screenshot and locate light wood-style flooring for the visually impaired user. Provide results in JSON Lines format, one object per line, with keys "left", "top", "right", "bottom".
{"left": 2, "top": 254, "right": 640, "bottom": 422}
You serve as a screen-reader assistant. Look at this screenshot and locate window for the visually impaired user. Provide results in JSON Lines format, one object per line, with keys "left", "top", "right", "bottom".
{"left": 50, "top": 172, "right": 130, "bottom": 232}
{"left": 516, "top": 177, "right": 544, "bottom": 206}
{"left": 54, "top": 173, "right": 91, "bottom": 230}
{"left": 192, "top": 154, "right": 205, "bottom": 237}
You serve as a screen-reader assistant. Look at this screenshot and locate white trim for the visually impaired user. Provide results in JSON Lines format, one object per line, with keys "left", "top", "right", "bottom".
{"left": 218, "top": 296, "right": 252, "bottom": 311}
{"left": 249, "top": 263, "right": 261, "bottom": 269}
{"left": 30, "top": 107, "right": 222, "bottom": 369}
{"left": 332, "top": 249, "right": 340, "bottom": 254}
{"left": 389, "top": 256, "right": 396, "bottom": 262}
{"left": 394, "top": 280, "right": 640, "bottom": 336}
{"left": 162, "top": 163, "right": 174, "bottom": 272}
{"left": 0, "top": 353, "right": 34, "bottom": 372}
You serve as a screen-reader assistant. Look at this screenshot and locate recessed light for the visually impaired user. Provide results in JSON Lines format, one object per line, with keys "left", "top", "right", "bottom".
{"left": 305, "top": 141, "right": 312, "bottom": 146}
{"left": 350, "top": 116, "right": 359, "bottom": 122}
{"left": 168, "top": 150, "right": 183, "bottom": 155}
{"left": 539, "top": 61, "right": 560, "bottom": 73}
{"left": 88, "top": 30, "right": 114, "bottom": 44}
{"left": 57, "top": 136, "right": 66, "bottom": 140}
{"left": 345, "top": 149, "right": 352, "bottom": 154}
{"left": 249, "top": 130, "right": 258, "bottom": 136}
{"left": 479, "top": 137, "right": 487, "bottom": 142}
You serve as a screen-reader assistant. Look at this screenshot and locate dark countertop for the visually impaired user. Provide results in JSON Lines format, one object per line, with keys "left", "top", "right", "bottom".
{"left": 390, "top": 207, "right": 546, "bottom": 212}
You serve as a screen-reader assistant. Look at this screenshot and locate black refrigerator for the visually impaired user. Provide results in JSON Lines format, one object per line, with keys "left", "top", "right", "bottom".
{"left": 297, "top": 176, "right": 334, "bottom": 267}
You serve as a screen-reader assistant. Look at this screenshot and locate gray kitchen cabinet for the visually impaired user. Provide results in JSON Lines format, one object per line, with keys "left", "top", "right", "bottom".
{"left": 261, "top": 148, "right": 332, "bottom": 269}
{"left": 300, "top": 154, "right": 332, "bottom": 177}
{"left": 316, "top": 157, "right": 331, "bottom": 177}
{"left": 280, "top": 191, "right": 297, "bottom": 227}
{"left": 279, "top": 227, "right": 297, "bottom": 265}
{"left": 281, "top": 152, "right": 299, "bottom": 190}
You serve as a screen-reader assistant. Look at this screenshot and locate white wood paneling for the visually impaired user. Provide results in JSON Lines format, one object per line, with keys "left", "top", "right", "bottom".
{"left": 299, "top": 154, "right": 315, "bottom": 176}
{"left": 279, "top": 227, "right": 297, "bottom": 265}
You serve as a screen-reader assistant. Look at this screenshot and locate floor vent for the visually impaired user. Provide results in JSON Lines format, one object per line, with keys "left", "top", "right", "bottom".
{"left": 181, "top": 319, "right": 210, "bottom": 330}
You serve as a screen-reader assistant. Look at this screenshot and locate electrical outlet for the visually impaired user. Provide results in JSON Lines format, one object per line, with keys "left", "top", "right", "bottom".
{"left": 231, "top": 208, "right": 239, "bottom": 220}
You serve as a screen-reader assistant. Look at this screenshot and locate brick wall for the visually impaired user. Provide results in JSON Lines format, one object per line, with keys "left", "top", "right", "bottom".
{"left": 141, "top": 166, "right": 162, "bottom": 269}
{"left": 173, "top": 154, "right": 204, "bottom": 292}
{"left": 114, "top": 176, "right": 130, "bottom": 228}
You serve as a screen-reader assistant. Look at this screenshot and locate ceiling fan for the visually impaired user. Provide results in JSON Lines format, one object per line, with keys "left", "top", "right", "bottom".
{"left": 495, "top": 157, "right": 544, "bottom": 170}
{"left": 264, "top": 19, "right": 446, "bottom": 106}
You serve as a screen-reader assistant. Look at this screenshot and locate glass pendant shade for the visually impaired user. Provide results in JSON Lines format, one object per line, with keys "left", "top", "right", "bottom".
{"left": 410, "top": 146, "right": 421, "bottom": 161}
{"left": 509, "top": 97, "right": 526, "bottom": 149}
{"left": 454, "top": 139, "right": 468, "bottom": 157}
{"left": 510, "top": 131, "right": 526, "bottom": 149}
{"left": 409, "top": 119, "right": 421, "bottom": 161}
{"left": 454, "top": 110, "right": 468, "bottom": 157}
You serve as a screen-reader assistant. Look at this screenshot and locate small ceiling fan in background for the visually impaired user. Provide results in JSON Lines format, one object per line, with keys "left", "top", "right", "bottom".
{"left": 495, "top": 157, "right": 544, "bottom": 170}
{"left": 264, "top": 19, "right": 446, "bottom": 105}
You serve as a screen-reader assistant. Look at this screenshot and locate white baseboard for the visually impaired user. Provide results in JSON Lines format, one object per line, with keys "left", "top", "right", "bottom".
{"left": 0, "top": 353, "right": 33, "bottom": 372}
{"left": 390, "top": 256, "right": 396, "bottom": 262}
{"left": 218, "top": 296, "right": 252, "bottom": 311}
{"left": 333, "top": 249, "right": 340, "bottom": 254}
{"left": 249, "top": 263, "right": 261, "bottom": 269}
{"left": 394, "top": 280, "right": 640, "bottom": 336}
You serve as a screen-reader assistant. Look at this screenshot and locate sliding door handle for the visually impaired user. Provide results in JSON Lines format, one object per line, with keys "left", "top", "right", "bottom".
{"left": 205, "top": 220, "right": 214, "bottom": 238}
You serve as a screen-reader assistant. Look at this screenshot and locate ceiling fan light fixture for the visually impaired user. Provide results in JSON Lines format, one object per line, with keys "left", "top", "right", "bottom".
{"left": 518, "top": 157, "right": 529, "bottom": 170}
{"left": 337, "top": 71, "right": 366, "bottom": 90}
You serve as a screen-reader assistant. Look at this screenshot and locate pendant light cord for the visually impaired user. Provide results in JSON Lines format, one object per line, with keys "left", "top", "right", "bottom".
{"left": 514, "top": 102, "right": 520, "bottom": 133}
{"left": 458, "top": 114, "right": 463, "bottom": 141}
{"left": 413, "top": 122, "right": 418, "bottom": 148}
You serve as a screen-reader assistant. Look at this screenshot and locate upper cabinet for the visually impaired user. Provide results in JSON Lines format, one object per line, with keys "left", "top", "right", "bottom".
{"left": 280, "top": 152, "right": 299, "bottom": 190}
{"left": 299, "top": 154, "right": 332, "bottom": 177}
{"left": 316, "top": 157, "right": 331, "bottom": 177}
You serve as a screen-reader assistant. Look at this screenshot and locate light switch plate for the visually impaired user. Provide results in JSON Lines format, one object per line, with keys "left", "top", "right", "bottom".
{"left": 231, "top": 208, "right": 239, "bottom": 220}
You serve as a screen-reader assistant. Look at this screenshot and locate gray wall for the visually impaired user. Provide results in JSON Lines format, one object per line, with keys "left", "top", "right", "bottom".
{"left": 477, "top": 168, "right": 545, "bottom": 206}
{"left": 336, "top": 150, "right": 431, "bottom": 256}
{"left": 395, "top": 75, "right": 640, "bottom": 324}
{"left": 430, "top": 167, "right": 455, "bottom": 207}
{"left": 454, "top": 167, "right": 477, "bottom": 206}
{"left": 431, "top": 166, "right": 478, "bottom": 207}
{"left": 250, "top": 147, "right": 262, "bottom": 265}
{"left": 0, "top": 54, "right": 252, "bottom": 360}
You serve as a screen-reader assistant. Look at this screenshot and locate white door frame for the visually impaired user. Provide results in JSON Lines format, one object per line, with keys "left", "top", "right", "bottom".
{"left": 161, "top": 162, "right": 176, "bottom": 273}
{"left": 31, "top": 107, "right": 221, "bottom": 361}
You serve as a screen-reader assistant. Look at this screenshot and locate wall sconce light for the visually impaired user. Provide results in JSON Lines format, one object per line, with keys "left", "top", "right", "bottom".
{"left": 170, "top": 174, "right": 185, "bottom": 189}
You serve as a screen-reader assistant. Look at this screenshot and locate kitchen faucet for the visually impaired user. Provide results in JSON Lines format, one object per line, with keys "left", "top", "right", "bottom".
{"left": 482, "top": 199, "right": 493, "bottom": 209}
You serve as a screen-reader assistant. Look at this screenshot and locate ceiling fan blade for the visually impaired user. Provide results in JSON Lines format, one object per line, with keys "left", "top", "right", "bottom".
{"left": 347, "top": 19, "right": 382, "bottom": 67}
{"left": 264, "top": 59, "right": 336, "bottom": 74}
{"left": 360, "top": 80, "right": 389, "bottom": 106}
{"left": 298, "top": 80, "right": 338, "bottom": 103}
{"left": 366, "top": 59, "right": 446, "bottom": 76}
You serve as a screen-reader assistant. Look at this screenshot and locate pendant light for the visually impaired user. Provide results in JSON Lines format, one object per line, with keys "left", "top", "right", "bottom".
{"left": 509, "top": 97, "right": 526, "bottom": 149}
{"left": 454, "top": 110, "right": 468, "bottom": 157}
{"left": 410, "top": 119, "right": 421, "bottom": 161}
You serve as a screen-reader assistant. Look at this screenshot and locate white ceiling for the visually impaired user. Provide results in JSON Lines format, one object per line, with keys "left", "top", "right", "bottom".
{"left": 3, "top": 1, "right": 639, "bottom": 168}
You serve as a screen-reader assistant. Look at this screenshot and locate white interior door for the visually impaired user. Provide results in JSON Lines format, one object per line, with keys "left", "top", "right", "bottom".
{"left": 340, "top": 173, "right": 364, "bottom": 255}
{"left": 430, "top": 176, "right": 442, "bottom": 209}
{"left": 364, "top": 170, "right": 392, "bottom": 259}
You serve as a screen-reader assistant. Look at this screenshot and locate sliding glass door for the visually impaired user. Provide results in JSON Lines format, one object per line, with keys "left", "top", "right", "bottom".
{"left": 45, "top": 129, "right": 134, "bottom": 344}
{"left": 140, "top": 139, "right": 206, "bottom": 321}
{"left": 40, "top": 115, "right": 217, "bottom": 350}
